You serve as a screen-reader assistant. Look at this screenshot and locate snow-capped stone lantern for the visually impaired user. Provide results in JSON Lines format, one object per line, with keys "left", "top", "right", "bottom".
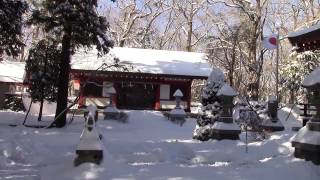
{"left": 174, "top": 89, "right": 183, "bottom": 108}
{"left": 103, "top": 85, "right": 120, "bottom": 120}
{"left": 292, "top": 67, "right": 320, "bottom": 165}
{"left": 169, "top": 89, "right": 187, "bottom": 125}
{"left": 260, "top": 95, "right": 284, "bottom": 131}
{"left": 211, "top": 83, "right": 241, "bottom": 140}
{"left": 74, "top": 105, "right": 103, "bottom": 166}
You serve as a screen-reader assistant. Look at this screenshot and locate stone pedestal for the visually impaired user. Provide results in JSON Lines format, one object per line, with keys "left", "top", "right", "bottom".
{"left": 75, "top": 105, "right": 103, "bottom": 166}
{"left": 169, "top": 108, "right": 186, "bottom": 126}
{"left": 103, "top": 105, "right": 120, "bottom": 120}
{"left": 292, "top": 120, "right": 320, "bottom": 165}
{"left": 212, "top": 117, "right": 241, "bottom": 140}
{"left": 260, "top": 98, "right": 284, "bottom": 131}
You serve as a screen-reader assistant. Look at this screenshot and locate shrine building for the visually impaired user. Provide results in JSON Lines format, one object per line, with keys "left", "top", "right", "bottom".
{"left": 288, "top": 23, "right": 320, "bottom": 52}
{"left": 70, "top": 47, "right": 211, "bottom": 111}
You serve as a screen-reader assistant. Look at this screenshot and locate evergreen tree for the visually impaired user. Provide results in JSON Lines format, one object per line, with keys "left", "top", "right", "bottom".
{"left": 29, "top": 0, "right": 114, "bottom": 127}
{"left": 193, "top": 68, "right": 225, "bottom": 141}
{"left": 0, "top": 0, "right": 28, "bottom": 60}
{"left": 281, "top": 50, "right": 320, "bottom": 103}
{"left": 25, "top": 39, "right": 61, "bottom": 121}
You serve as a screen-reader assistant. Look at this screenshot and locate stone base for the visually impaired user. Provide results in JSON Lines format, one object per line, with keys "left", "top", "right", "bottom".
{"left": 292, "top": 142, "right": 320, "bottom": 165}
{"left": 211, "top": 132, "right": 240, "bottom": 140}
{"left": 169, "top": 108, "right": 186, "bottom": 126}
{"left": 169, "top": 116, "right": 186, "bottom": 126}
{"left": 104, "top": 106, "right": 120, "bottom": 120}
{"left": 211, "top": 122, "right": 241, "bottom": 140}
{"left": 291, "top": 124, "right": 320, "bottom": 165}
{"left": 74, "top": 150, "right": 103, "bottom": 166}
{"left": 260, "top": 118, "right": 284, "bottom": 132}
{"left": 104, "top": 112, "right": 121, "bottom": 120}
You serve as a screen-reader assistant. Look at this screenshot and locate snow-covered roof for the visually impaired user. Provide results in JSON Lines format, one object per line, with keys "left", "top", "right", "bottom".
{"left": 302, "top": 67, "right": 320, "bottom": 88}
{"left": 71, "top": 47, "right": 211, "bottom": 77}
{"left": 173, "top": 89, "right": 183, "bottom": 97}
{"left": 0, "top": 61, "right": 25, "bottom": 83}
{"left": 288, "top": 22, "right": 320, "bottom": 38}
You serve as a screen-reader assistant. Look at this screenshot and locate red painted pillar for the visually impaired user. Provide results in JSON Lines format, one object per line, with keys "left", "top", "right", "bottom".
{"left": 186, "top": 81, "right": 192, "bottom": 112}
{"left": 78, "top": 78, "right": 85, "bottom": 108}
{"left": 155, "top": 85, "right": 161, "bottom": 110}
{"left": 112, "top": 94, "right": 117, "bottom": 106}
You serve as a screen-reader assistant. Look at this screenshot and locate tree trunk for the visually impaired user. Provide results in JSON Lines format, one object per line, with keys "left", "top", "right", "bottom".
{"left": 52, "top": 33, "right": 71, "bottom": 128}
{"left": 186, "top": 19, "right": 193, "bottom": 52}
{"left": 38, "top": 99, "right": 44, "bottom": 121}
{"left": 0, "top": 49, "right": 3, "bottom": 61}
{"left": 186, "top": 3, "right": 193, "bottom": 52}
{"left": 289, "top": 89, "right": 295, "bottom": 104}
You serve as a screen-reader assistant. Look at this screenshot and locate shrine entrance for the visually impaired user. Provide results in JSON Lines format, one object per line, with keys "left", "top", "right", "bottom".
{"left": 116, "top": 83, "right": 157, "bottom": 110}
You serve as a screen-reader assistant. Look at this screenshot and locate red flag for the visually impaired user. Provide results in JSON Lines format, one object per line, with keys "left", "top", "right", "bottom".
{"left": 263, "top": 34, "right": 278, "bottom": 50}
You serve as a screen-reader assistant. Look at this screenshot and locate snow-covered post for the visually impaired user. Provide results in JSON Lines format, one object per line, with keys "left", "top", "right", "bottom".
{"left": 212, "top": 84, "right": 241, "bottom": 140}
{"left": 74, "top": 104, "right": 103, "bottom": 166}
{"left": 292, "top": 67, "right": 320, "bottom": 165}
{"left": 103, "top": 85, "right": 120, "bottom": 120}
{"left": 169, "top": 89, "right": 186, "bottom": 125}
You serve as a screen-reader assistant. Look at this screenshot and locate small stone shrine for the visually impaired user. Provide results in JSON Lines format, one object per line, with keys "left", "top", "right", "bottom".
{"left": 168, "top": 89, "right": 187, "bottom": 125}
{"left": 74, "top": 105, "right": 104, "bottom": 166}
{"left": 260, "top": 96, "right": 284, "bottom": 131}
{"left": 292, "top": 68, "right": 320, "bottom": 165}
{"left": 212, "top": 83, "right": 241, "bottom": 140}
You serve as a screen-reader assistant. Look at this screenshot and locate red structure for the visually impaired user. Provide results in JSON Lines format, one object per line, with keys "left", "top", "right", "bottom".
{"left": 288, "top": 23, "right": 320, "bottom": 52}
{"left": 70, "top": 47, "right": 211, "bottom": 111}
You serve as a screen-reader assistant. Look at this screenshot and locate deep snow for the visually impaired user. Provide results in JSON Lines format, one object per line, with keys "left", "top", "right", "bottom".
{"left": 0, "top": 107, "right": 320, "bottom": 180}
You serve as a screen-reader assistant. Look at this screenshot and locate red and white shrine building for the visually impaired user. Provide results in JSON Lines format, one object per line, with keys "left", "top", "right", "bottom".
{"left": 70, "top": 47, "right": 211, "bottom": 111}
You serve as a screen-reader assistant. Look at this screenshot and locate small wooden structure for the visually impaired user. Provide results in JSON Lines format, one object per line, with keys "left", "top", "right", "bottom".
{"left": 70, "top": 47, "right": 211, "bottom": 111}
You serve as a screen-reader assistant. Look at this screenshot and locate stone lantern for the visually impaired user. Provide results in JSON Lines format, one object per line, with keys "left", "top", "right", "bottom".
{"left": 292, "top": 67, "right": 320, "bottom": 165}
{"left": 103, "top": 86, "right": 120, "bottom": 120}
{"left": 260, "top": 95, "right": 284, "bottom": 131}
{"left": 74, "top": 105, "right": 103, "bottom": 166}
{"left": 169, "top": 89, "right": 186, "bottom": 125}
{"left": 212, "top": 84, "right": 241, "bottom": 140}
{"left": 173, "top": 89, "right": 183, "bottom": 108}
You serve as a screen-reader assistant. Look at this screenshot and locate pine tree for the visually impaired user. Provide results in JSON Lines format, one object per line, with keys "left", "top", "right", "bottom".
{"left": 193, "top": 68, "right": 225, "bottom": 141}
{"left": 25, "top": 39, "right": 61, "bottom": 121}
{"left": 29, "top": 0, "right": 114, "bottom": 127}
{"left": 0, "top": 0, "right": 28, "bottom": 60}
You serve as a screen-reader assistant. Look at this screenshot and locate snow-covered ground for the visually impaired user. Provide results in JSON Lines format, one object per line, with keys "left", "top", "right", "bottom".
{"left": 0, "top": 107, "right": 319, "bottom": 180}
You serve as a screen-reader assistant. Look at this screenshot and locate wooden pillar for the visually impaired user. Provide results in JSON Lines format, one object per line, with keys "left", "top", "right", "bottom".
{"left": 155, "top": 85, "right": 161, "bottom": 110}
{"left": 186, "top": 80, "right": 192, "bottom": 112}
{"left": 78, "top": 77, "right": 85, "bottom": 108}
